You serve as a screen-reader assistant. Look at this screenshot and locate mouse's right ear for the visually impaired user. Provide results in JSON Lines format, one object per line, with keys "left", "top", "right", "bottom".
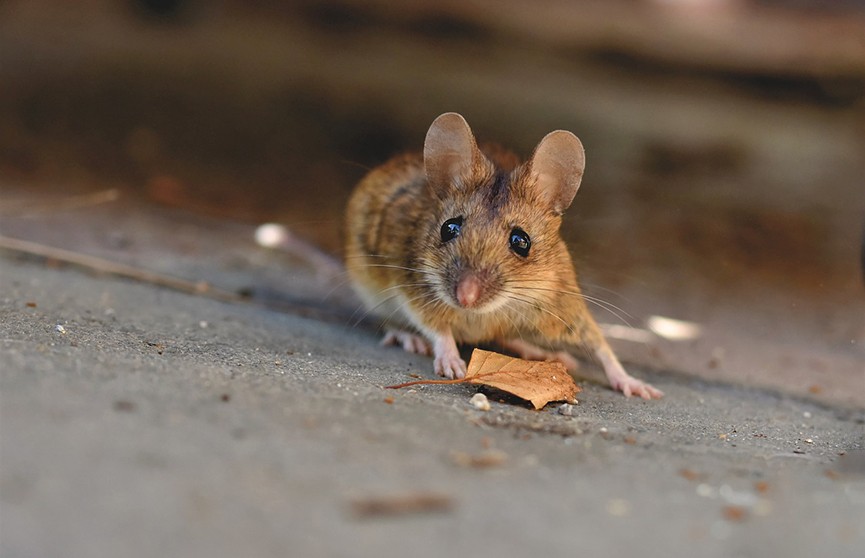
{"left": 424, "top": 112, "right": 479, "bottom": 193}
{"left": 528, "top": 130, "right": 585, "bottom": 215}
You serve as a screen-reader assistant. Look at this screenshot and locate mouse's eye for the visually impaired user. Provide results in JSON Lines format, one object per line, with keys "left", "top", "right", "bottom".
{"left": 440, "top": 217, "right": 463, "bottom": 243}
{"left": 509, "top": 228, "right": 531, "bottom": 257}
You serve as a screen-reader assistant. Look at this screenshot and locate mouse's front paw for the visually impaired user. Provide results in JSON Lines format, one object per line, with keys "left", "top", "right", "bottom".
{"left": 434, "top": 353, "right": 466, "bottom": 380}
{"left": 381, "top": 330, "right": 432, "bottom": 356}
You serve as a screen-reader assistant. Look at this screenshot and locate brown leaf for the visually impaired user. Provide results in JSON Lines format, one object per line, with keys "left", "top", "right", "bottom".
{"left": 384, "top": 349, "right": 580, "bottom": 409}
{"left": 464, "top": 349, "right": 580, "bottom": 410}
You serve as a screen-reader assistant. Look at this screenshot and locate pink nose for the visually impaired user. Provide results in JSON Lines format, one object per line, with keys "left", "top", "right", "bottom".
{"left": 456, "top": 274, "right": 482, "bottom": 307}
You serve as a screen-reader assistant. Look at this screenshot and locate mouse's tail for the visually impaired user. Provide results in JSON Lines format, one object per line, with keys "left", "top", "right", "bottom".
{"left": 254, "top": 222, "right": 345, "bottom": 283}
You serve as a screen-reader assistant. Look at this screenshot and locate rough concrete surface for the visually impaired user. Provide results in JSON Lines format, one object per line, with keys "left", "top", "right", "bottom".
{"left": 1, "top": 2, "right": 865, "bottom": 556}
{"left": 1, "top": 198, "right": 863, "bottom": 558}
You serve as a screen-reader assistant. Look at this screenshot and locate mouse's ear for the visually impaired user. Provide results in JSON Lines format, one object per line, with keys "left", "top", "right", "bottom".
{"left": 528, "top": 130, "right": 585, "bottom": 214}
{"left": 424, "top": 112, "right": 480, "bottom": 192}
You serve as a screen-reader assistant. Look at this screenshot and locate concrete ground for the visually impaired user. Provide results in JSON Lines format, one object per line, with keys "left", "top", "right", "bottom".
{"left": 1, "top": 2, "right": 864, "bottom": 556}
{"left": 1, "top": 195, "right": 863, "bottom": 558}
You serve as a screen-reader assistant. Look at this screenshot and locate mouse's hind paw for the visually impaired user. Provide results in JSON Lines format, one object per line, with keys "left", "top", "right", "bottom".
{"left": 610, "top": 375, "right": 664, "bottom": 400}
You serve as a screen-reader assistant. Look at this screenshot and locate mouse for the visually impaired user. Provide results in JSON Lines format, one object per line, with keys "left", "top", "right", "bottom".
{"left": 345, "top": 112, "right": 663, "bottom": 399}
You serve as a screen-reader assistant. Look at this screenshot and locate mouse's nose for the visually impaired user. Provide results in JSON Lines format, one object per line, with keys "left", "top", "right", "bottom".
{"left": 455, "top": 273, "right": 482, "bottom": 308}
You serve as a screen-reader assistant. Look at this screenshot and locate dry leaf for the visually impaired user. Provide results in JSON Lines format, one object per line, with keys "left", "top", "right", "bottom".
{"left": 464, "top": 349, "right": 580, "bottom": 410}
{"left": 385, "top": 348, "right": 580, "bottom": 410}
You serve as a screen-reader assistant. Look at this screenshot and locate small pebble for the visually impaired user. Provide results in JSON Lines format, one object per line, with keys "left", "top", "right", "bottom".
{"left": 605, "top": 498, "right": 631, "bottom": 517}
{"left": 54, "top": 324, "right": 66, "bottom": 334}
{"left": 558, "top": 403, "right": 575, "bottom": 416}
{"left": 254, "top": 223, "right": 289, "bottom": 248}
{"left": 470, "top": 393, "right": 491, "bottom": 411}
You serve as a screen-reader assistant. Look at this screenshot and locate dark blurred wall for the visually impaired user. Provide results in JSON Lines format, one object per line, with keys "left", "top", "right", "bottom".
{"left": 1, "top": 0, "right": 864, "bottom": 298}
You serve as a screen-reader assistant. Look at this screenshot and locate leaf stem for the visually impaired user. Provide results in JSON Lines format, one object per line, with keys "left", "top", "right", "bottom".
{"left": 384, "top": 378, "right": 470, "bottom": 389}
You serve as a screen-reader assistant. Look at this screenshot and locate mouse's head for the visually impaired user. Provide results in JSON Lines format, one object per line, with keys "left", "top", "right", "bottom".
{"left": 418, "top": 112, "right": 585, "bottom": 314}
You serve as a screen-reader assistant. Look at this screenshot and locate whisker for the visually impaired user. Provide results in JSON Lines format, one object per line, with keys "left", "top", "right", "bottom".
{"left": 349, "top": 278, "right": 439, "bottom": 325}
{"left": 504, "top": 281, "right": 634, "bottom": 326}
{"left": 379, "top": 291, "right": 438, "bottom": 332}
{"left": 501, "top": 292, "right": 578, "bottom": 337}
{"left": 496, "top": 305, "right": 530, "bottom": 347}
{"left": 321, "top": 275, "right": 357, "bottom": 301}
{"left": 355, "top": 263, "right": 437, "bottom": 275}
{"left": 348, "top": 292, "right": 399, "bottom": 327}
{"left": 579, "top": 282, "right": 632, "bottom": 302}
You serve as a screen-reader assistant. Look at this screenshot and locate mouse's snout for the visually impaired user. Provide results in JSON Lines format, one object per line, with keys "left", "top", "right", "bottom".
{"left": 452, "top": 267, "right": 502, "bottom": 310}
{"left": 456, "top": 273, "right": 482, "bottom": 307}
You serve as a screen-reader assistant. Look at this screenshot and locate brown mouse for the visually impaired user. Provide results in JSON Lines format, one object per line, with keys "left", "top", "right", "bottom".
{"left": 345, "top": 112, "right": 662, "bottom": 399}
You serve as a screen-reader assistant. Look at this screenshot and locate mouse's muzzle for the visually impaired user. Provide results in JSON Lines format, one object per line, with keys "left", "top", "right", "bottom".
{"left": 452, "top": 268, "right": 502, "bottom": 311}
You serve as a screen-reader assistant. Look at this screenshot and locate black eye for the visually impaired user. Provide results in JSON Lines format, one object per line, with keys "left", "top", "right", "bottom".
{"left": 509, "top": 228, "right": 531, "bottom": 257}
{"left": 440, "top": 217, "right": 463, "bottom": 243}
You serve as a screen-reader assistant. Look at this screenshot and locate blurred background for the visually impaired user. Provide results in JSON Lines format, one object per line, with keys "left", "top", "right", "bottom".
{"left": 1, "top": 0, "right": 863, "bottom": 401}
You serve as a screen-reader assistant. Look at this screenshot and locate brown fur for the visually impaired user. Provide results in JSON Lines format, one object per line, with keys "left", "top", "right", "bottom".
{"left": 344, "top": 112, "right": 662, "bottom": 398}
{"left": 346, "top": 139, "right": 601, "bottom": 350}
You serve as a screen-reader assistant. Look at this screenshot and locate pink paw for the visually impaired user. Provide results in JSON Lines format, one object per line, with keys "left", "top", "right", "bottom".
{"left": 611, "top": 376, "right": 664, "bottom": 400}
{"left": 381, "top": 330, "right": 432, "bottom": 356}
{"left": 434, "top": 352, "right": 466, "bottom": 379}
{"left": 596, "top": 346, "right": 663, "bottom": 400}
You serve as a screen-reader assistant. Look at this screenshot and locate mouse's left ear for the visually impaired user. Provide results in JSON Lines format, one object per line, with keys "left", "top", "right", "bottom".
{"left": 528, "top": 131, "right": 585, "bottom": 214}
{"left": 424, "top": 112, "right": 481, "bottom": 193}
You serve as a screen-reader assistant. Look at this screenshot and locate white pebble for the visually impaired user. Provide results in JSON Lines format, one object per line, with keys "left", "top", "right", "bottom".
{"left": 558, "top": 403, "right": 575, "bottom": 416}
{"left": 254, "top": 223, "right": 288, "bottom": 248}
{"left": 605, "top": 498, "right": 631, "bottom": 517}
{"left": 470, "top": 393, "right": 491, "bottom": 411}
{"left": 696, "top": 483, "right": 716, "bottom": 498}
{"left": 54, "top": 324, "right": 66, "bottom": 334}
{"left": 754, "top": 499, "right": 773, "bottom": 516}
